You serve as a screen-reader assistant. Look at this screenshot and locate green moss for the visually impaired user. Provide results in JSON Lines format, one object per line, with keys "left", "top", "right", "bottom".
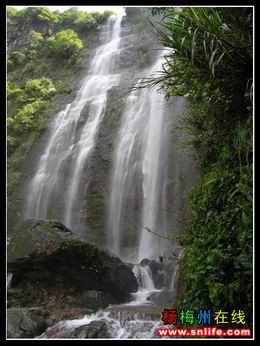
{"left": 34, "top": 220, "right": 58, "bottom": 230}
{"left": 8, "top": 223, "right": 38, "bottom": 262}
{"left": 104, "top": 90, "right": 124, "bottom": 121}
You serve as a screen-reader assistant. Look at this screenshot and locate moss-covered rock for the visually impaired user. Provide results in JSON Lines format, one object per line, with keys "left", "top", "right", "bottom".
{"left": 8, "top": 219, "right": 138, "bottom": 304}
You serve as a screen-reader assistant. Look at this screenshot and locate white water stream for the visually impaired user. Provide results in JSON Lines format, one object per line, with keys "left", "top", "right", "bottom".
{"left": 107, "top": 55, "right": 172, "bottom": 262}
{"left": 19, "top": 13, "right": 191, "bottom": 339}
{"left": 25, "top": 16, "right": 122, "bottom": 232}
{"left": 38, "top": 264, "right": 165, "bottom": 339}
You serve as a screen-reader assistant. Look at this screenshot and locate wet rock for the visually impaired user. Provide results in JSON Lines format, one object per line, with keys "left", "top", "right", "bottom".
{"left": 7, "top": 307, "right": 48, "bottom": 338}
{"left": 7, "top": 272, "right": 13, "bottom": 288}
{"left": 73, "top": 320, "right": 111, "bottom": 338}
{"left": 78, "top": 290, "right": 117, "bottom": 310}
{"left": 40, "top": 319, "right": 111, "bottom": 339}
{"left": 7, "top": 21, "right": 53, "bottom": 54}
{"left": 46, "top": 307, "right": 94, "bottom": 327}
{"left": 139, "top": 258, "right": 166, "bottom": 289}
{"left": 149, "top": 259, "right": 165, "bottom": 288}
{"left": 8, "top": 219, "right": 138, "bottom": 304}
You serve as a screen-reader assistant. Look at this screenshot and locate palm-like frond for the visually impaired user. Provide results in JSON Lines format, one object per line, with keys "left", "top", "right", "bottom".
{"left": 156, "top": 7, "right": 252, "bottom": 78}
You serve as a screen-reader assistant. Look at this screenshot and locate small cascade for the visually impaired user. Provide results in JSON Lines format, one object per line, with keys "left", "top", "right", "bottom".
{"left": 37, "top": 260, "right": 183, "bottom": 339}
{"left": 127, "top": 264, "right": 158, "bottom": 306}
{"left": 38, "top": 310, "right": 164, "bottom": 339}
{"left": 132, "top": 265, "right": 154, "bottom": 290}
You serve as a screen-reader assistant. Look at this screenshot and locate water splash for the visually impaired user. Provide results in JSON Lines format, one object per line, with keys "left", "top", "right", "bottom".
{"left": 38, "top": 310, "right": 164, "bottom": 339}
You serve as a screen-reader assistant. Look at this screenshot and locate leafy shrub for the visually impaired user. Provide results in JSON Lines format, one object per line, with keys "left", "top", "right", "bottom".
{"left": 24, "top": 77, "right": 56, "bottom": 100}
{"left": 17, "top": 7, "right": 57, "bottom": 24}
{"left": 91, "top": 11, "right": 115, "bottom": 25}
{"left": 57, "top": 7, "right": 80, "bottom": 26}
{"left": 14, "top": 100, "right": 45, "bottom": 132}
{"left": 7, "top": 7, "right": 18, "bottom": 23}
{"left": 74, "top": 12, "right": 97, "bottom": 32}
{"left": 28, "top": 31, "right": 43, "bottom": 49}
{"left": 8, "top": 50, "right": 26, "bottom": 68}
{"left": 46, "top": 29, "right": 83, "bottom": 59}
{"left": 7, "top": 77, "right": 56, "bottom": 153}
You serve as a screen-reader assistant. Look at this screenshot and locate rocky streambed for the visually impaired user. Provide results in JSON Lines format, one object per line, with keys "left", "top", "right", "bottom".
{"left": 7, "top": 219, "right": 138, "bottom": 338}
{"left": 7, "top": 219, "right": 180, "bottom": 339}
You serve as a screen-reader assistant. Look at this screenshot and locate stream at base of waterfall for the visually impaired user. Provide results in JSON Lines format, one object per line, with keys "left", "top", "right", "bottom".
{"left": 38, "top": 258, "right": 183, "bottom": 339}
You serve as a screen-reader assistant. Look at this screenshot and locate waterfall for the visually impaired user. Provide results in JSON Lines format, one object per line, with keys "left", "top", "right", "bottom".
{"left": 24, "top": 15, "right": 123, "bottom": 232}
{"left": 137, "top": 58, "right": 168, "bottom": 263}
{"left": 132, "top": 265, "right": 154, "bottom": 290}
{"left": 107, "top": 54, "right": 171, "bottom": 262}
{"left": 9, "top": 11, "right": 200, "bottom": 340}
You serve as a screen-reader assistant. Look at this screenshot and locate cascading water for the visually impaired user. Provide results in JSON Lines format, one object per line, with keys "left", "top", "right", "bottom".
{"left": 128, "top": 264, "right": 160, "bottom": 307}
{"left": 132, "top": 265, "right": 154, "bottom": 290}
{"left": 107, "top": 54, "right": 171, "bottom": 263}
{"left": 39, "top": 310, "right": 164, "bottom": 339}
{"left": 15, "top": 11, "right": 198, "bottom": 339}
{"left": 24, "top": 15, "right": 122, "bottom": 233}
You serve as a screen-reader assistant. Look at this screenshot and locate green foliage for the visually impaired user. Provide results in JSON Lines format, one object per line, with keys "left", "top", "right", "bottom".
{"left": 151, "top": 7, "right": 170, "bottom": 16}
{"left": 92, "top": 11, "right": 115, "bottom": 25}
{"left": 74, "top": 12, "right": 97, "bottom": 32}
{"left": 16, "top": 7, "right": 58, "bottom": 24}
{"left": 180, "top": 162, "right": 252, "bottom": 315}
{"left": 150, "top": 7, "right": 253, "bottom": 322}
{"left": 7, "top": 77, "right": 56, "bottom": 152}
{"left": 7, "top": 7, "right": 114, "bottom": 69}
{"left": 7, "top": 7, "right": 18, "bottom": 23}
{"left": 8, "top": 50, "right": 26, "bottom": 70}
{"left": 57, "top": 7, "right": 81, "bottom": 26}
{"left": 56, "top": 7, "right": 113, "bottom": 32}
{"left": 28, "top": 31, "right": 43, "bottom": 50}
{"left": 7, "top": 6, "right": 113, "bottom": 33}
{"left": 46, "top": 29, "right": 83, "bottom": 59}
{"left": 15, "top": 100, "right": 45, "bottom": 130}
{"left": 8, "top": 32, "right": 44, "bottom": 71}
{"left": 160, "top": 8, "right": 252, "bottom": 77}
{"left": 7, "top": 6, "right": 114, "bottom": 214}
{"left": 24, "top": 77, "right": 56, "bottom": 100}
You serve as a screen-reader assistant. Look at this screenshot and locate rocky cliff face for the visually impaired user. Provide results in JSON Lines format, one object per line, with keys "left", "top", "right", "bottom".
{"left": 8, "top": 11, "right": 198, "bottom": 256}
{"left": 7, "top": 19, "right": 53, "bottom": 54}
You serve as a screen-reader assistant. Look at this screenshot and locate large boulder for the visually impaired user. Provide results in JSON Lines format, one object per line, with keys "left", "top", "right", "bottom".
{"left": 7, "top": 307, "right": 48, "bottom": 338}
{"left": 8, "top": 219, "right": 138, "bottom": 304}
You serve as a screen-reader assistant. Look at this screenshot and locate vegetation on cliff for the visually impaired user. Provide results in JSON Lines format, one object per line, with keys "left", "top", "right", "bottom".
{"left": 7, "top": 6, "right": 253, "bottom": 329}
{"left": 7, "top": 7, "right": 113, "bottom": 198}
{"left": 150, "top": 7, "right": 253, "bottom": 322}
